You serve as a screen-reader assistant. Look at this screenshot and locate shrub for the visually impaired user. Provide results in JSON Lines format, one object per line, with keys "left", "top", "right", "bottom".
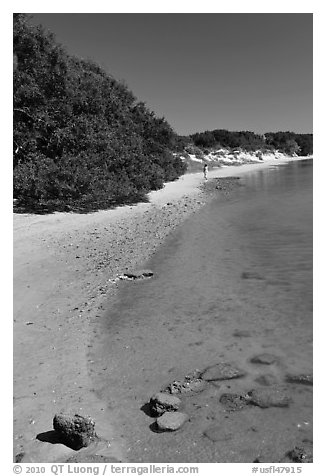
{"left": 13, "top": 14, "right": 187, "bottom": 212}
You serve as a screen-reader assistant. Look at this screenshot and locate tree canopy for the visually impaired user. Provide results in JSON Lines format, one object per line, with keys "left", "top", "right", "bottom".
{"left": 190, "top": 129, "right": 312, "bottom": 156}
{"left": 13, "top": 14, "right": 186, "bottom": 211}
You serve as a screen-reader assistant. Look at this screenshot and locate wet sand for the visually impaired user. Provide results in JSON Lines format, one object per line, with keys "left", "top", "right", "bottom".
{"left": 13, "top": 157, "right": 311, "bottom": 463}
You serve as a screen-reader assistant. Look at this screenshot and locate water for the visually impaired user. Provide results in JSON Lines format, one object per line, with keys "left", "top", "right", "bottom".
{"left": 90, "top": 159, "right": 313, "bottom": 462}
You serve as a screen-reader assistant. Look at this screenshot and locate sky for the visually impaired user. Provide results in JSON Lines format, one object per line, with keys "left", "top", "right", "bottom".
{"left": 28, "top": 13, "right": 313, "bottom": 136}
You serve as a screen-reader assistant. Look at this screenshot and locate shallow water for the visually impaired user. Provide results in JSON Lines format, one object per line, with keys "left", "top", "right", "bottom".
{"left": 90, "top": 160, "right": 313, "bottom": 462}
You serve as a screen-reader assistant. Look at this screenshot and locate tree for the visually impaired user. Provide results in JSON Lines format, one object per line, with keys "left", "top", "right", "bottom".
{"left": 13, "top": 14, "right": 186, "bottom": 211}
{"left": 284, "top": 139, "right": 300, "bottom": 156}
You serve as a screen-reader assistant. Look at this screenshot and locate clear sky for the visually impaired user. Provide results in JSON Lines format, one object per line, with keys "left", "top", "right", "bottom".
{"left": 28, "top": 13, "right": 313, "bottom": 136}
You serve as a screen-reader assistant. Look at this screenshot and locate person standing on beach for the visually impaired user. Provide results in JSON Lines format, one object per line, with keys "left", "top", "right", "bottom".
{"left": 203, "top": 163, "right": 208, "bottom": 180}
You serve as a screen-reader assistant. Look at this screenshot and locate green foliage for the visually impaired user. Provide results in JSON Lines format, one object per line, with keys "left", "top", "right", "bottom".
{"left": 190, "top": 129, "right": 267, "bottom": 151}
{"left": 189, "top": 129, "right": 312, "bottom": 156}
{"left": 265, "top": 132, "right": 312, "bottom": 156}
{"left": 13, "top": 14, "right": 186, "bottom": 212}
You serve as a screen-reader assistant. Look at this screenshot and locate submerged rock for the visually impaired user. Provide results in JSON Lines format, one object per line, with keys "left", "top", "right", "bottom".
{"left": 285, "top": 443, "right": 313, "bottom": 463}
{"left": 250, "top": 353, "right": 278, "bottom": 365}
{"left": 246, "top": 387, "right": 291, "bottom": 408}
{"left": 203, "top": 425, "right": 233, "bottom": 442}
{"left": 201, "top": 363, "right": 246, "bottom": 381}
{"left": 122, "top": 269, "right": 154, "bottom": 280}
{"left": 150, "top": 392, "right": 181, "bottom": 416}
{"left": 219, "top": 393, "right": 249, "bottom": 411}
{"left": 53, "top": 413, "right": 96, "bottom": 450}
{"left": 241, "top": 271, "right": 264, "bottom": 280}
{"left": 285, "top": 373, "right": 313, "bottom": 386}
{"left": 254, "top": 374, "right": 278, "bottom": 386}
{"left": 156, "top": 412, "right": 188, "bottom": 432}
{"left": 232, "top": 330, "right": 252, "bottom": 338}
{"left": 163, "top": 370, "right": 207, "bottom": 395}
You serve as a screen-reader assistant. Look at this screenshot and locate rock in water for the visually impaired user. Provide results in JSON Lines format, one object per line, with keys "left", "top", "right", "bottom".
{"left": 203, "top": 426, "right": 233, "bottom": 442}
{"left": 232, "top": 330, "right": 252, "bottom": 338}
{"left": 53, "top": 413, "right": 96, "bottom": 450}
{"left": 150, "top": 393, "right": 181, "bottom": 416}
{"left": 122, "top": 269, "right": 154, "bottom": 280}
{"left": 254, "top": 374, "right": 278, "bottom": 386}
{"left": 219, "top": 393, "right": 249, "bottom": 411}
{"left": 285, "top": 374, "right": 313, "bottom": 386}
{"left": 246, "top": 387, "right": 291, "bottom": 408}
{"left": 250, "top": 353, "right": 278, "bottom": 365}
{"left": 163, "top": 370, "right": 207, "bottom": 395}
{"left": 156, "top": 412, "right": 188, "bottom": 431}
{"left": 285, "top": 443, "right": 313, "bottom": 463}
{"left": 241, "top": 271, "right": 264, "bottom": 280}
{"left": 201, "top": 363, "right": 246, "bottom": 381}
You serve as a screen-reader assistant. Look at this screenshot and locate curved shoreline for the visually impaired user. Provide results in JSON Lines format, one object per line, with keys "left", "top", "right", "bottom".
{"left": 13, "top": 156, "right": 310, "bottom": 462}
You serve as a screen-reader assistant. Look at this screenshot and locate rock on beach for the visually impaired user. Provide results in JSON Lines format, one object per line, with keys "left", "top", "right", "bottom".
{"left": 53, "top": 413, "right": 96, "bottom": 450}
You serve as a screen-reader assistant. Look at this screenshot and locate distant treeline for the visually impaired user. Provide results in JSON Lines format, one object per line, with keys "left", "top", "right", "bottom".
{"left": 13, "top": 14, "right": 186, "bottom": 211}
{"left": 189, "top": 129, "right": 313, "bottom": 156}
{"left": 13, "top": 14, "right": 313, "bottom": 212}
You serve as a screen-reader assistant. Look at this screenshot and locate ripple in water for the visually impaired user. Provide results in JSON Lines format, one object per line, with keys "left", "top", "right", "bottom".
{"left": 93, "top": 160, "right": 313, "bottom": 463}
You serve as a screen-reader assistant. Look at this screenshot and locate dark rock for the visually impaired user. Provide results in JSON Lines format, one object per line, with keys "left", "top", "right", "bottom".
{"left": 156, "top": 412, "right": 188, "bottom": 431}
{"left": 163, "top": 370, "right": 207, "bottom": 395}
{"left": 233, "top": 330, "right": 252, "bottom": 338}
{"left": 203, "top": 426, "right": 233, "bottom": 442}
{"left": 286, "top": 444, "right": 313, "bottom": 463}
{"left": 123, "top": 269, "right": 154, "bottom": 280}
{"left": 241, "top": 271, "right": 264, "bottom": 280}
{"left": 15, "top": 453, "right": 25, "bottom": 463}
{"left": 149, "top": 392, "right": 181, "bottom": 416}
{"left": 219, "top": 393, "right": 249, "bottom": 411}
{"left": 254, "top": 374, "right": 278, "bottom": 386}
{"left": 285, "top": 373, "right": 313, "bottom": 386}
{"left": 201, "top": 363, "right": 246, "bottom": 381}
{"left": 53, "top": 413, "right": 96, "bottom": 450}
{"left": 246, "top": 387, "right": 291, "bottom": 408}
{"left": 250, "top": 353, "right": 278, "bottom": 365}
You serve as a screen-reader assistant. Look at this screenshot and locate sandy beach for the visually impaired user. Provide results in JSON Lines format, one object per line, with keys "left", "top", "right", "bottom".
{"left": 13, "top": 156, "right": 310, "bottom": 463}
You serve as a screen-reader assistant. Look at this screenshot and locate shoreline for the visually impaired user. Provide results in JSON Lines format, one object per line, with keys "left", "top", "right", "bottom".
{"left": 13, "top": 156, "right": 311, "bottom": 462}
